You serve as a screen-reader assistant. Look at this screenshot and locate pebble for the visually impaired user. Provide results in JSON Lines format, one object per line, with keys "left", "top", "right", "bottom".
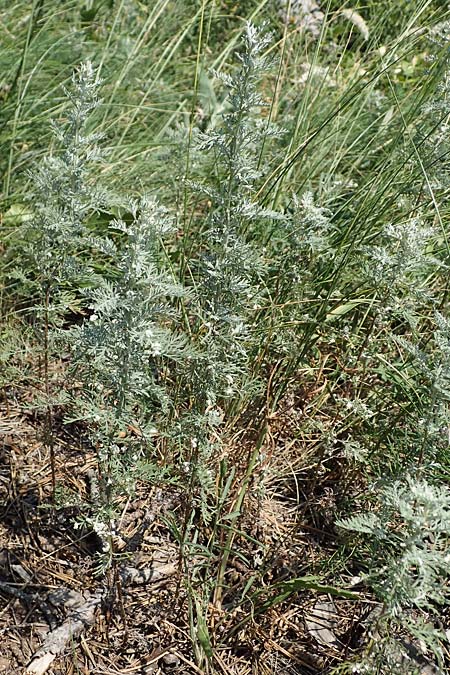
{"left": 162, "top": 652, "right": 180, "bottom": 668}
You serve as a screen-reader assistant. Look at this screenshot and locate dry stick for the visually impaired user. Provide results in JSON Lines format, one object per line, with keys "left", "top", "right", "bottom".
{"left": 24, "top": 563, "right": 177, "bottom": 675}
{"left": 112, "top": 554, "right": 128, "bottom": 645}
{"left": 25, "top": 591, "right": 102, "bottom": 675}
{"left": 2, "top": 386, "right": 11, "bottom": 417}
{"left": 120, "top": 562, "right": 177, "bottom": 585}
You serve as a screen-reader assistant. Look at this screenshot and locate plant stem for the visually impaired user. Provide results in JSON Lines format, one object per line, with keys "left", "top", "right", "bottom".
{"left": 43, "top": 284, "right": 56, "bottom": 500}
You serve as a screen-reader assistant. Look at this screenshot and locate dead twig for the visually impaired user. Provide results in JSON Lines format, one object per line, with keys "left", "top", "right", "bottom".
{"left": 24, "top": 560, "right": 177, "bottom": 674}
{"left": 25, "top": 590, "right": 102, "bottom": 675}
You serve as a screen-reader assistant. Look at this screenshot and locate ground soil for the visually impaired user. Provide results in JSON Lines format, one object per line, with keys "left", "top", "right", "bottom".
{"left": 0, "top": 384, "right": 384, "bottom": 675}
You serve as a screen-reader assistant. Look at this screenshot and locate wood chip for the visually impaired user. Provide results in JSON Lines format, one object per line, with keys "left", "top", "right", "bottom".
{"left": 304, "top": 599, "right": 339, "bottom": 649}
{"left": 120, "top": 562, "right": 177, "bottom": 586}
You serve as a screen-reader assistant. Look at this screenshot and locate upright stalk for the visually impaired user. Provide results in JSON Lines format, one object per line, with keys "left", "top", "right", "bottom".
{"left": 43, "top": 284, "right": 56, "bottom": 499}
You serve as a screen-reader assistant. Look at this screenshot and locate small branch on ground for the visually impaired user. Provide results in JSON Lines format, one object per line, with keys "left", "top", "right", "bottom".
{"left": 24, "top": 561, "right": 177, "bottom": 674}
{"left": 120, "top": 562, "right": 177, "bottom": 585}
{"left": 25, "top": 590, "right": 102, "bottom": 675}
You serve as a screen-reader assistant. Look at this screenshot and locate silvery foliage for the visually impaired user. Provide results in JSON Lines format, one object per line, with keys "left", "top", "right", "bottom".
{"left": 338, "top": 216, "right": 442, "bottom": 474}
{"left": 361, "top": 217, "right": 438, "bottom": 323}
{"left": 397, "top": 311, "right": 450, "bottom": 468}
{"left": 23, "top": 61, "right": 106, "bottom": 324}
{"left": 421, "top": 20, "right": 450, "bottom": 189}
{"left": 68, "top": 197, "right": 193, "bottom": 550}
{"left": 283, "top": 192, "right": 334, "bottom": 281}
{"left": 190, "top": 22, "right": 283, "bottom": 405}
{"left": 265, "top": 190, "right": 335, "bottom": 360}
{"left": 337, "top": 475, "right": 450, "bottom": 667}
{"left": 344, "top": 628, "right": 443, "bottom": 675}
{"left": 179, "top": 23, "right": 284, "bottom": 521}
